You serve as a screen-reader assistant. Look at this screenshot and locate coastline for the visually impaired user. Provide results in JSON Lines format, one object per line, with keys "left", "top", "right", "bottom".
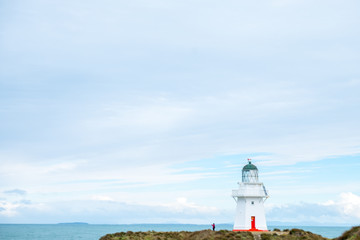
{"left": 0, "top": 224, "right": 355, "bottom": 240}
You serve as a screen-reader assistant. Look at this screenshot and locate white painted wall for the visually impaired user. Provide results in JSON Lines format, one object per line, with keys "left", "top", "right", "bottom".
{"left": 233, "top": 182, "right": 268, "bottom": 231}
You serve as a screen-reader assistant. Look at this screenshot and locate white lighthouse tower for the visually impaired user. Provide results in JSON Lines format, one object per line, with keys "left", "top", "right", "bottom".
{"left": 232, "top": 159, "right": 269, "bottom": 231}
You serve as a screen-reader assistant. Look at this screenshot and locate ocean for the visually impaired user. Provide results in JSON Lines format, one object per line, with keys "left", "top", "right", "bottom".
{"left": 0, "top": 224, "right": 351, "bottom": 240}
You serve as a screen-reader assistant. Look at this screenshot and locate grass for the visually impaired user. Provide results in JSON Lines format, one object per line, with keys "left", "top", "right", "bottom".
{"left": 99, "top": 230, "right": 254, "bottom": 240}
{"left": 336, "top": 226, "right": 360, "bottom": 240}
{"left": 99, "top": 226, "right": 360, "bottom": 240}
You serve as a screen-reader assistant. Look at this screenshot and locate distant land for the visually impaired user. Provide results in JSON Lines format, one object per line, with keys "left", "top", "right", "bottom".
{"left": 57, "top": 222, "right": 89, "bottom": 225}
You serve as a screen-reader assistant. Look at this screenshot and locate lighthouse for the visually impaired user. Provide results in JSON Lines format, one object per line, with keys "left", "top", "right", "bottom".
{"left": 232, "top": 159, "right": 269, "bottom": 231}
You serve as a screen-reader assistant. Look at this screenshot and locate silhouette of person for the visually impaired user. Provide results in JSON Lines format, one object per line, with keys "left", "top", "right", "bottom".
{"left": 212, "top": 223, "right": 215, "bottom": 231}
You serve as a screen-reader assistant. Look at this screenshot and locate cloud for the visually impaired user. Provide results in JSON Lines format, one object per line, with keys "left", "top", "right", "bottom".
{"left": 0, "top": 188, "right": 35, "bottom": 217}
{"left": 0, "top": 200, "right": 29, "bottom": 217}
{"left": 325, "top": 192, "right": 360, "bottom": 219}
{"left": 161, "top": 197, "right": 219, "bottom": 215}
{"left": 92, "top": 195, "right": 115, "bottom": 202}
{"left": 1, "top": 188, "right": 359, "bottom": 225}
{"left": 0, "top": 0, "right": 360, "bottom": 224}
{"left": 1, "top": 0, "right": 360, "bottom": 169}
{"left": 3, "top": 189, "right": 27, "bottom": 195}
{"left": 267, "top": 192, "right": 360, "bottom": 225}
{"left": 0, "top": 198, "right": 230, "bottom": 224}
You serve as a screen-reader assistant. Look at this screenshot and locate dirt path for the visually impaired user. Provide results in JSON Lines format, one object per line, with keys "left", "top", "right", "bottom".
{"left": 252, "top": 232, "right": 262, "bottom": 240}
{"left": 252, "top": 231, "right": 289, "bottom": 240}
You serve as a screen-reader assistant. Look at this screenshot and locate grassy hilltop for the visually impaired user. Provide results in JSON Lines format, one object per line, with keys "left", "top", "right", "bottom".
{"left": 99, "top": 226, "right": 360, "bottom": 240}
{"left": 336, "top": 226, "right": 360, "bottom": 240}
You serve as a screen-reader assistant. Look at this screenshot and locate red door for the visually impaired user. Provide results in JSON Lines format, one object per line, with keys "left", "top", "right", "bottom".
{"left": 251, "top": 216, "right": 256, "bottom": 230}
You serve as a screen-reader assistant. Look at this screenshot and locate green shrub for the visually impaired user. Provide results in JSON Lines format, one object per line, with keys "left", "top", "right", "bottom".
{"left": 289, "top": 229, "right": 306, "bottom": 236}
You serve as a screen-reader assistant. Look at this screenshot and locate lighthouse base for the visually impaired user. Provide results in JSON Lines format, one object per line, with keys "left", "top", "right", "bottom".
{"left": 233, "top": 229, "right": 268, "bottom": 232}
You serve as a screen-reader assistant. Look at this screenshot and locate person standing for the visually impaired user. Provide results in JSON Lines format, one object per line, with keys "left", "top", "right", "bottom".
{"left": 211, "top": 223, "right": 215, "bottom": 231}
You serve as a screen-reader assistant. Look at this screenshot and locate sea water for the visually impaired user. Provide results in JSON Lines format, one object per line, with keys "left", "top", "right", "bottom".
{"left": 0, "top": 224, "right": 351, "bottom": 240}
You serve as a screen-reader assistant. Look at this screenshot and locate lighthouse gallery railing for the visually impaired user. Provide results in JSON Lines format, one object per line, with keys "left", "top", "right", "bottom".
{"left": 232, "top": 189, "right": 267, "bottom": 197}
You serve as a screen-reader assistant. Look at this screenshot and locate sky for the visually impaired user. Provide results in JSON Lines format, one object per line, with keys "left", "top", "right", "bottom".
{"left": 0, "top": 0, "right": 360, "bottom": 225}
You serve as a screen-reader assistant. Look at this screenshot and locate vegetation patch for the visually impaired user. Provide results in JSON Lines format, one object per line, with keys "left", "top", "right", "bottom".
{"left": 336, "top": 226, "right": 360, "bottom": 240}
{"left": 99, "top": 230, "right": 254, "bottom": 240}
{"left": 100, "top": 227, "right": 360, "bottom": 240}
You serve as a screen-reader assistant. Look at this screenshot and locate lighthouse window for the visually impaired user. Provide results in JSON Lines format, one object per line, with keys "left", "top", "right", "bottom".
{"left": 251, "top": 201, "right": 254, "bottom": 205}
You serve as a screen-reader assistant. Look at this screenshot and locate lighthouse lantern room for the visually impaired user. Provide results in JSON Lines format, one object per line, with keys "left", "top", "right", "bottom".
{"left": 232, "top": 159, "right": 269, "bottom": 231}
